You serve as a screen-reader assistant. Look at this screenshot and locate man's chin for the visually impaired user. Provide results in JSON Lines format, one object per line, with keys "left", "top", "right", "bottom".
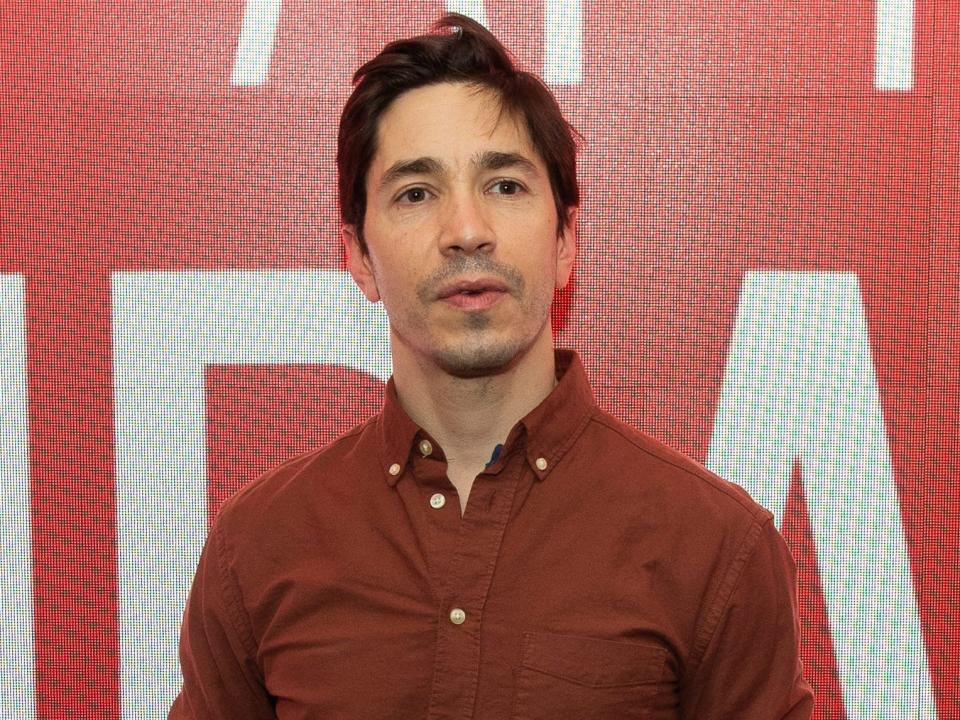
{"left": 433, "top": 340, "right": 525, "bottom": 379}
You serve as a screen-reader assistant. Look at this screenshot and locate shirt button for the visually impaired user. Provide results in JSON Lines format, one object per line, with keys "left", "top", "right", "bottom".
{"left": 449, "top": 608, "right": 466, "bottom": 625}
{"left": 419, "top": 439, "right": 433, "bottom": 456}
{"left": 429, "top": 492, "right": 446, "bottom": 509}
{"left": 388, "top": 463, "right": 401, "bottom": 476}
{"left": 535, "top": 457, "right": 548, "bottom": 470}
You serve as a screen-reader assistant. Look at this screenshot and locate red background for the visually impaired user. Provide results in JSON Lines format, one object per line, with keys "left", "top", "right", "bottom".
{"left": 1, "top": 1, "right": 956, "bottom": 717}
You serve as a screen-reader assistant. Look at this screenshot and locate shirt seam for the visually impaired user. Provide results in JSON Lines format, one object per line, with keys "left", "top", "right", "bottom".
{"left": 221, "top": 416, "right": 373, "bottom": 514}
{"left": 588, "top": 411, "right": 768, "bottom": 519}
{"left": 686, "top": 515, "right": 769, "bottom": 674}
{"left": 213, "top": 520, "right": 262, "bottom": 664}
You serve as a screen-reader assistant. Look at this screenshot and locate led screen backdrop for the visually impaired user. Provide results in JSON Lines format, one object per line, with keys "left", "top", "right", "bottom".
{"left": 0, "top": 1, "right": 956, "bottom": 718}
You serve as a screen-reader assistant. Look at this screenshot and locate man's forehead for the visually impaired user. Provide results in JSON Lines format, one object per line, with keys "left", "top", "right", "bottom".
{"left": 370, "top": 83, "right": 537, "bottom": 171}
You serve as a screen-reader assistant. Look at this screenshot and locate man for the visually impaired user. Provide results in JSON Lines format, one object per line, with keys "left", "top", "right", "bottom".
{"left": 171, "top": 13, "right": 814, "bottom": 719}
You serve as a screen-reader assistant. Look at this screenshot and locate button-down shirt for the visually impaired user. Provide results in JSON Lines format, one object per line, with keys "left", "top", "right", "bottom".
{"left": 170, "top": 349, "right": 814, "bottom": 719}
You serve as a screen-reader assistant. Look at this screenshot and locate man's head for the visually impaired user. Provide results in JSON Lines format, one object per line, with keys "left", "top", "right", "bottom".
{"left": 337, "top": 13, "right": 581, "bottom": 252}
{"left": 338, "top": 15, "right": 581, "bottom": 378}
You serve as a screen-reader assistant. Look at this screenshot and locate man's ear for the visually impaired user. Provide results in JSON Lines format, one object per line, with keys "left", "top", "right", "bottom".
{"left": 342, "top": 224, "right": 381, "bottom": 302}
{"left": 555, "top": 206, "right": 579, "bottom": 290}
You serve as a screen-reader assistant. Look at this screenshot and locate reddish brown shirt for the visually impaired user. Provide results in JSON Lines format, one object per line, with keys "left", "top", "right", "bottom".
{"left": 170, "top": 349, "right": 813, "bottom": 719}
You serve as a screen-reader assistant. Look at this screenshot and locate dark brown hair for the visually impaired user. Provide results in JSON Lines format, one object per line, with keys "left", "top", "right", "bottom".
{"left": 337, "top": 13, "right": 582, "bottom": 252}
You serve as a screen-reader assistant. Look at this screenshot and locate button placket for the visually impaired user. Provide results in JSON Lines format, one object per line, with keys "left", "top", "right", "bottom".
{"left": 424, "top": 460, "right": 525, "bottom": 719}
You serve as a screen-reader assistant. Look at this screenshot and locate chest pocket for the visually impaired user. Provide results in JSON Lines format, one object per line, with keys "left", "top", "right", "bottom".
{"left": 510, "top": 632, "right": 668, "bottom": 720}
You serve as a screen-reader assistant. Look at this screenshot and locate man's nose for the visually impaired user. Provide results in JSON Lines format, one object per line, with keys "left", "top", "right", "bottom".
{"left": 439, "top": 189, "right": 496, "bottom": 255}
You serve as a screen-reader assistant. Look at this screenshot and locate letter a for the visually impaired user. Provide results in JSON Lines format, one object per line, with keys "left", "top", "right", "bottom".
{"left": 707, "top": 271, "right": 936, "bottom": 718}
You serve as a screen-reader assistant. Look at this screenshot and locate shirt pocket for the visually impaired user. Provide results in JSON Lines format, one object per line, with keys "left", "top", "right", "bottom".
{"left": 509, "top": 632, "right": 668, "bottom": 720}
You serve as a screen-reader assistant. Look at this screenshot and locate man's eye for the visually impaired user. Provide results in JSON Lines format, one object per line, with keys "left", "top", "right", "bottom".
{"left": 491, "top": 180, "right": 522, "bottom": 195}
{"left": 398, "top": 188, "right": 429, "bottom": 204}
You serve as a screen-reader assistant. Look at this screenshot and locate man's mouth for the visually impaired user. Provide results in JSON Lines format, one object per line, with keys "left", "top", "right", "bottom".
{"left": 436, "top": 277, "right": 509, "bottom": 311}
{"left": 436, "top": 277, "right": 509, "bottom": 300}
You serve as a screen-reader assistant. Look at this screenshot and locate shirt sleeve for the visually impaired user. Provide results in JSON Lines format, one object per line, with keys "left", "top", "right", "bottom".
{"left": 168, "top": 520, "right": 276, "bottom": 720}
{"left": 680, "top": 517, "right": 815, "bottom": 719}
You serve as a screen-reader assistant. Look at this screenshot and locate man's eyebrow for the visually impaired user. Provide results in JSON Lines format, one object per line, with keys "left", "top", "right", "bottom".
{"left": 377, "top": 157, "right": 447, "bottom": 193}
{"left": 377, "top": 151, "right": 539, "bottom": 193}
{"left": 473, "top": 150, "right": 538, "bottom": 175}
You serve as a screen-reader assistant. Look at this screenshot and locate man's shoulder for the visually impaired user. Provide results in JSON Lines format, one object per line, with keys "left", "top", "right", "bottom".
{"left": 581, "top": 406, "right": 772, "bottom": 527}
{"left": 214, "top": 413, "right": 380, "bottom": 529}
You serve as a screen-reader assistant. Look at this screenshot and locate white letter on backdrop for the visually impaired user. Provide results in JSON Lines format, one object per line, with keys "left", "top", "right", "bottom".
{"left": 543, "top": 0, "right": 582, "bottom": 85}
{"left": 113, "top": 270, "right": 390, "bottom": 718}
{"left": 231, "top": 0, "right": 283, "bottom": 86}
{"left": 445, "top": 0, "right": 488, "bottom": 27}
{"left": 875, "top": 0, "right": 914, "bottom": 91}
{"left": 0, "top": 274, "right": 34, "bottom": 718}
{"left": 445, "top": 0, "right": 582, "bottom": 85}
{"left": 707, "top": 271, "right": 936, "bottom": 718}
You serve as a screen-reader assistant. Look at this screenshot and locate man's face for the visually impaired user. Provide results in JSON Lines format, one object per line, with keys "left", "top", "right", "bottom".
{"left": 343, "top": 81, "right": 577, "bottom": 378}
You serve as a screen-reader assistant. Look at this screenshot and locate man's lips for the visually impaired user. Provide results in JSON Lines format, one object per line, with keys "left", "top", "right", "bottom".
{"left": 436, "top": 277, "right": 509, "bottom": 300}
{"left": 436, "top": 277, "right": 509, "bottom": 311}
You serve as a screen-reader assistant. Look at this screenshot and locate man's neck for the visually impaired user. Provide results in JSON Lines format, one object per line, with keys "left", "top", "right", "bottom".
{"left": 391, "top": 332, "right": 558, "bottom": 468}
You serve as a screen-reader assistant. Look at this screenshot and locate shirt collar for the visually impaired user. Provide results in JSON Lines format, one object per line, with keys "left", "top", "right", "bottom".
{"left": 377, "top": 349, "right": 596, "bottom": 486}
